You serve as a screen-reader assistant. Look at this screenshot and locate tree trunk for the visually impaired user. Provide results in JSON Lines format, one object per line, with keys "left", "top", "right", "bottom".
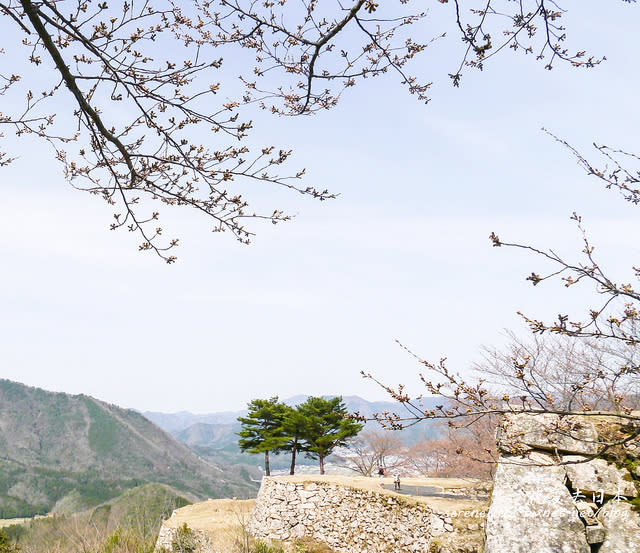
{"left": 264, "top": 450, "right": 270, "bottom": 476}
{"left": 290, "top": 437, "right": 298, "bottom": 475}
{"left": 319, "top": 455, "right": 325, "bottom": 475}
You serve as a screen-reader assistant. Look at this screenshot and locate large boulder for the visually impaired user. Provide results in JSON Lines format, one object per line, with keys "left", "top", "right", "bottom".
{"left": 563, "top": 455, "right": 637, "bottom": 499}
{"left": 597, "top": 501, "right": 640, "bottom": 553}
{"left": 498, "top": 413, "right": 598, "bottom": 455}
{"left": 484, "top": 452, "right": 590, "bottom": 553}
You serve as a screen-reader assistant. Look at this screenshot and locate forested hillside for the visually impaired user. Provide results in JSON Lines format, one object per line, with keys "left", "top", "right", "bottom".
{"left": 0, "top": 380, "right": 258, "bottom": 518}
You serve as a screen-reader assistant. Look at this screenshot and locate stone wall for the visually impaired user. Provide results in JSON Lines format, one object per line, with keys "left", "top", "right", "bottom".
{"left": 155, "top": 414, "right": 640, "bottom": 553}
{"left": 248, "top": 478, "right": 459, "bottom": 553}
{"left": 485, "top": 413, "right": 640, "bottom": 553}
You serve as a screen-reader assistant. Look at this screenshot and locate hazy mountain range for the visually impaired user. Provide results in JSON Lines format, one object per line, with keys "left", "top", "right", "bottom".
{"left": 143, "top": 395, "right": 438, "bottom": 435}
{"left": 144, "top": 394, "right": 442, "bottom": 468}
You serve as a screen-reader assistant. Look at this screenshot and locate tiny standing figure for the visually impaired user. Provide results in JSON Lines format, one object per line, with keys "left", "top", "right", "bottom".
{"left": 393, "top": 472, "right": 401, "bottom": 491}
{"left": 378, "top": 466, "right": 385, "bottom": 487}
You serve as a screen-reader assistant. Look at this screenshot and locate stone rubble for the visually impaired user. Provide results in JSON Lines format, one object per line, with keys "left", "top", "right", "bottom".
{"left": 155, "top": 524, "right": 215, "bottom": 553}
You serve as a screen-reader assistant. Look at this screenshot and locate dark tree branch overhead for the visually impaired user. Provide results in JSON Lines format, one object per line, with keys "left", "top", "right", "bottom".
{"left": 0, "top": 1, "right": 622, "bottom": 259}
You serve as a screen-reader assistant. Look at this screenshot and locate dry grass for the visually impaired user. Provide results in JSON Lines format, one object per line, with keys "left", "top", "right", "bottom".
{"left": 276, "top": 474, "right": 480, "bottom": 490}
{"left": 163, "top": 498, "right": 256, "bottom": 551}
{"left": 163, "top": 498, "right": 255, "bottom": 533}
{"left": 0, "top": 515, "right": 50, "bottom": 529}
{"left": 0, "top": 518, "right": 30, "bottom": 529}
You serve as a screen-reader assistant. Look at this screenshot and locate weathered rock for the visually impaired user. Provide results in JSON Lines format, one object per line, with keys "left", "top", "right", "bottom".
{"left": 597, "top": 500, "right": 640, "bottom": 553}
{"left": 466, "top": 523, "right": 480, "bottom": 531}
{"left": 574, "top": 499, "right": 599, "bottom": 525}
{"left": 498, "top": 413, "right": 598, "bottom": 455}
{"left": 585, "top": 523, "right": 606, "bottom": 544}
{"left": 564, "top": 455, "right": 637, "bottom": 498}
{"left": 430, "top": 515, "right": 446, "bottom": 534}
{"left": 484, "top": 452, "right": 590, "bottom": 553}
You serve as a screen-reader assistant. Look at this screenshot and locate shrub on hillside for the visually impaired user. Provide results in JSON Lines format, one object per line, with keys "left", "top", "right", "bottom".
{"left": 252, "top": 541, "right": 284, "bottom": 553}
{"left": 170, "top": 524, "right": 197, "bottom": 553}
{"left": 0, "top": 530, "right": 20, "bottom": 553}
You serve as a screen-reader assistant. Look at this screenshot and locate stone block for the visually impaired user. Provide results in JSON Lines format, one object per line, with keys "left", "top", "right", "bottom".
{"left": 484, "top": 452, "right": 590, "bottom": 553}
{"left": 598, "top": 501, "right": 640, "bottom": 553}
{"left": 498, "top": 413, "right": 598, "bottom": 455}
{"left": 564, "top": 455, "right": 637, "bottom": 498}
{"left": 574, "top": 499, "right": 599, "bottom": 525}
{"left": 298, "top": 489, "right": 318, "bottom": 500}
{"left": 585, "top": 523, "right": 606, "bottom": 544}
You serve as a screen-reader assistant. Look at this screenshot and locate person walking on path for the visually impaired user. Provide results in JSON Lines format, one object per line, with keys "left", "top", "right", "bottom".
{"left": 393, "top": 472, "right": 401, "bottom": 491}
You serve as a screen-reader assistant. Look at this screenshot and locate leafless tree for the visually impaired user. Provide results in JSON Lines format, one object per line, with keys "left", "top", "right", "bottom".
{"left": 486, "top": 137, "right": 640, "bottom": 419}
{"left": 477, "top": 331, "right": 640, "bottom": 412}
{"left": 347, "top": 429, "right": 403, "bottom": 476}
{"left": 405, "top": 416, "right": 496, "bottom": 479}
{"left": 405, "top": 438, "right": 451, "bottom": 477}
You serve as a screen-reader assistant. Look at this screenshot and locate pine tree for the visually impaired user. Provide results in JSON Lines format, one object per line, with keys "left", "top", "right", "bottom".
{"left": 280, "top": 407, "right": 311, "bottom": 476}
{"left": 237, "top": 397, "right": 288, "bottom": 476}
{"left": 298, "top": 397, "right": 363, "bottom": 475}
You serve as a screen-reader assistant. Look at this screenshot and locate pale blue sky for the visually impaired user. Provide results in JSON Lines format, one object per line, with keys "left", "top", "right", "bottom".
{"left": 1, "top": 1, "right": 639, "bottom": 412}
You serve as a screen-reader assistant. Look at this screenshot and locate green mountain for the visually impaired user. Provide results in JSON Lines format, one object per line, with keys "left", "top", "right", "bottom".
{"left": 0, "top": 379, "right": 258, "bottom": 518}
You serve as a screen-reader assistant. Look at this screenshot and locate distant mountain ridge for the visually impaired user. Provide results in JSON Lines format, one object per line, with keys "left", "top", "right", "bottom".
{"left": 144, "top": 394, "right": 440, "bottom": 434}
{"left": 0, "top": 379, "right": 257, "bottom": 518}
{"left": 145, "top": 395, "right": 442, "bottom": 462}
{"left": 175, "top": 422, "right": 237, "bottom": 448}
{"left": 141, "top": 410, "right": 245, "bottom": 434}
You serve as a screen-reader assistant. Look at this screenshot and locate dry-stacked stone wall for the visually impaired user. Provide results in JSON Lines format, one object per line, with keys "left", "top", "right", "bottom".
{"left": 248, "top": 478, "right": 455, "bottom": 553}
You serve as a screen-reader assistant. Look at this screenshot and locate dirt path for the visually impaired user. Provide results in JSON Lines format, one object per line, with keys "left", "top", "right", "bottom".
{"left": 380, "top": 482, "right": 490, "bottom": 501}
